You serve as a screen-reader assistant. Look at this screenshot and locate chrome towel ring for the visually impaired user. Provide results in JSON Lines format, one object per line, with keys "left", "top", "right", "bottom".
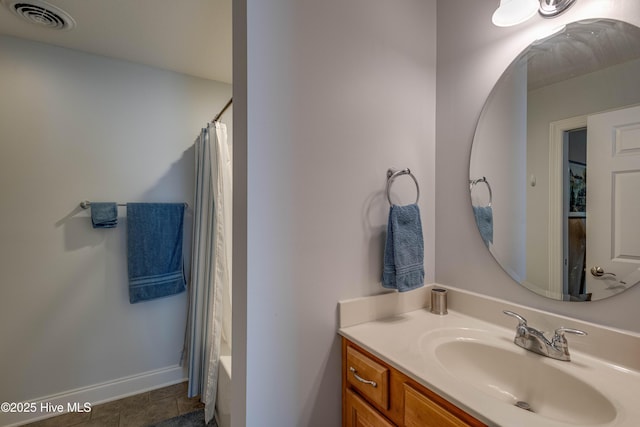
{"left": 469, "top": 177, "right": 492, "bottom": 207}
{"left": 386, "top": 168, "right": 420, "bottom": 205}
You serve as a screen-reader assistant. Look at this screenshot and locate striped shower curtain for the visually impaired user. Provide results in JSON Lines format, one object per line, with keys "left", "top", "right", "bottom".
{"left": 187, "top": 121, "right": 232, "bottom": 424}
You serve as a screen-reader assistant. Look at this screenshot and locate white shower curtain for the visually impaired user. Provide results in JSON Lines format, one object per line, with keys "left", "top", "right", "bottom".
{"left": 187, "top": 121, "right": 232, "bottom": 424}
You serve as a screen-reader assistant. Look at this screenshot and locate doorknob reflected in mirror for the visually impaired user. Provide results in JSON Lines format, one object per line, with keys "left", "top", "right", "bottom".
{"left": 590, "top": 266, "right": 617, "bottom": 278}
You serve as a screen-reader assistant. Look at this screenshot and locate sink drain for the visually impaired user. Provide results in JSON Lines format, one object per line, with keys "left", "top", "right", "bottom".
{"left": 515, "top": 401, "right": 534, "bottom": 412}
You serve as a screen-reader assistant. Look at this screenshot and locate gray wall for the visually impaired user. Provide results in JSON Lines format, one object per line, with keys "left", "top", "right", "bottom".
{"left": 0, "top": 35, "right": 231, "bottom": 411}
{"left": 234, "top": 0, "right": 437, "bottom": 425}
{"left": 436, "top": 0, "right": 640, "bottom": 331}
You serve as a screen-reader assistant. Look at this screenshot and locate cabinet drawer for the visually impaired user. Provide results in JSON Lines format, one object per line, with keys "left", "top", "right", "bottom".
{"left": 404, "top": 384, "right": 471, "bottom": 427}
{"left": 346, "top": 345, "right": 390, "bottom": 409}
{"left": 345, "top": 389, "right": 395, "bottom": 427}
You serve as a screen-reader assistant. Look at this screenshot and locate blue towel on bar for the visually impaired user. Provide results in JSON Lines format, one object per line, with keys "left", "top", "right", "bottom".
{"left": 126, "top": 203, "right": 186, "bottom": 304}
{"left": 473, "top": 205, "right": 493, "bottom": 248}
{"left": 91, "top": 202, "right": 118, "bottom": 228}
{"left": 382, "top": 204, "right": 425, "bottom": 292}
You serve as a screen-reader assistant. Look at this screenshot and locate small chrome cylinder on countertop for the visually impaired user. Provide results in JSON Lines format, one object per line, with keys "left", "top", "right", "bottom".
{"left": 430, "top": 287, "right": 448, "bottom": 315}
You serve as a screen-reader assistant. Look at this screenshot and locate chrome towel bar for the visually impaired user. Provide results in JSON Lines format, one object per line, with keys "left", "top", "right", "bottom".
{"left": 80, "top": 200, "right": 188, "bottom": 209}
{"left": 80, "top": 201, "right": 125, "bottom": 209}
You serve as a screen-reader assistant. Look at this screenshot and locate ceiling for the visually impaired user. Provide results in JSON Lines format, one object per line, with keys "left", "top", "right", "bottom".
{"left": 0, "top": 0, "right": 232, "bottom": 83}
{"left": 525, "top": 19, "right": 640, "bottom": 90}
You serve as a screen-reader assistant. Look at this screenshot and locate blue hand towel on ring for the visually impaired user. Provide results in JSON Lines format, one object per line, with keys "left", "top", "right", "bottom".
{"left": 382, "top": 204, "right": 425, "bottom": 292}
{"left": 472, "top": 205, "right": 493, "bottom": 248}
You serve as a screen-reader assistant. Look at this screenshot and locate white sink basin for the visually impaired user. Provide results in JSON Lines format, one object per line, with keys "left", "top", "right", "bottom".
{"left": 421, "top": 328, "right": 617, "bottom": 425}
{"left": 339, "top": 300, "right": 640, "bottom": 427}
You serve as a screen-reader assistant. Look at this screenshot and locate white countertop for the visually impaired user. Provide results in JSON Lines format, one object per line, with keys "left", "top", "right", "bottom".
{"left": 338, "top": 287, "right": 640, "bottom": 427}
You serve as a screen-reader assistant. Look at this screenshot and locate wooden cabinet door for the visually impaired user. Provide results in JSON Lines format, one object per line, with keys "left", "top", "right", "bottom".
{"left": 345, "top": 388, "right": 395, "bottom": 427}
{"left": 404, "top": 384, "right": 471, "bottom": 427}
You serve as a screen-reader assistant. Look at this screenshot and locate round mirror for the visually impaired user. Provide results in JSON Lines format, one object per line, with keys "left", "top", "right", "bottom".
{"left": 470, "top": 18, "right": 640, "bottom": 301}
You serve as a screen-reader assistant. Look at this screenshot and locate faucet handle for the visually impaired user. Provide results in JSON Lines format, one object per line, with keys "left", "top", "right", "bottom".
{"left": 552, "top": 327, "right": 587, "bottom": 351}
{"left": 553, "top": 327, "right": 587, "bottom": 341}
{"left": 503, "top": 310, "right": 528, "bottom": 327}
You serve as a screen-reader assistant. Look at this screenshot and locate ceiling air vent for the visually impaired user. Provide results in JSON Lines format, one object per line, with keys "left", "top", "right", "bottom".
{"left": 2, "top": 0, "right": 76, "bottom": 30}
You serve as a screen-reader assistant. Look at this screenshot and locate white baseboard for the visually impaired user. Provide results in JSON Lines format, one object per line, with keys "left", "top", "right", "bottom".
{"left": 2, "top": 365, "right": 187, "bottom": 427}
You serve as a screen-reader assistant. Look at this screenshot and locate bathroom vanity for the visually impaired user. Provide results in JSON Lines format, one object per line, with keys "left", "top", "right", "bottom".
{"left": 338, "top": 286, "right": 640, "bottom": 427}
{"left": 343, "top": 337, "right": 485, "bottom": 426}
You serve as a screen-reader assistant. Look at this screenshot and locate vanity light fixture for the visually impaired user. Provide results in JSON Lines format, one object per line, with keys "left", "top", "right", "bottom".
{"left": 493, "top": 0, "right": 578, "bottom": 27}
{"left": 492, "top": 0, "right": 539, "bottom": 27}
{"left": 538, "top": 0, "right": 577, "bottom": 18}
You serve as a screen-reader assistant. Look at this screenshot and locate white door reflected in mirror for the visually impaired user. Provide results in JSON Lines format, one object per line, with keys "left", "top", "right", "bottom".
{"left": 585, "top": 105, "right": 640, "bottom": 299}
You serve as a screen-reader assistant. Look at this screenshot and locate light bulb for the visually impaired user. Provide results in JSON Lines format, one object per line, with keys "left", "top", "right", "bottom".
{"left": 492, "top": 0, "right": 539, "bottom": 27}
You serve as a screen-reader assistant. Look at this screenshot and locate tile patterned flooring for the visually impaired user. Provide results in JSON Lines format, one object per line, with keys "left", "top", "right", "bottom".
{"left": 23, "top": 382, "right": 204, "bottom": 427}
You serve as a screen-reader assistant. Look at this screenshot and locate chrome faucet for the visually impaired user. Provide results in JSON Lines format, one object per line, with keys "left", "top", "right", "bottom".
{"left": 503, "top": 310, "right": 587, "bottom": 361}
